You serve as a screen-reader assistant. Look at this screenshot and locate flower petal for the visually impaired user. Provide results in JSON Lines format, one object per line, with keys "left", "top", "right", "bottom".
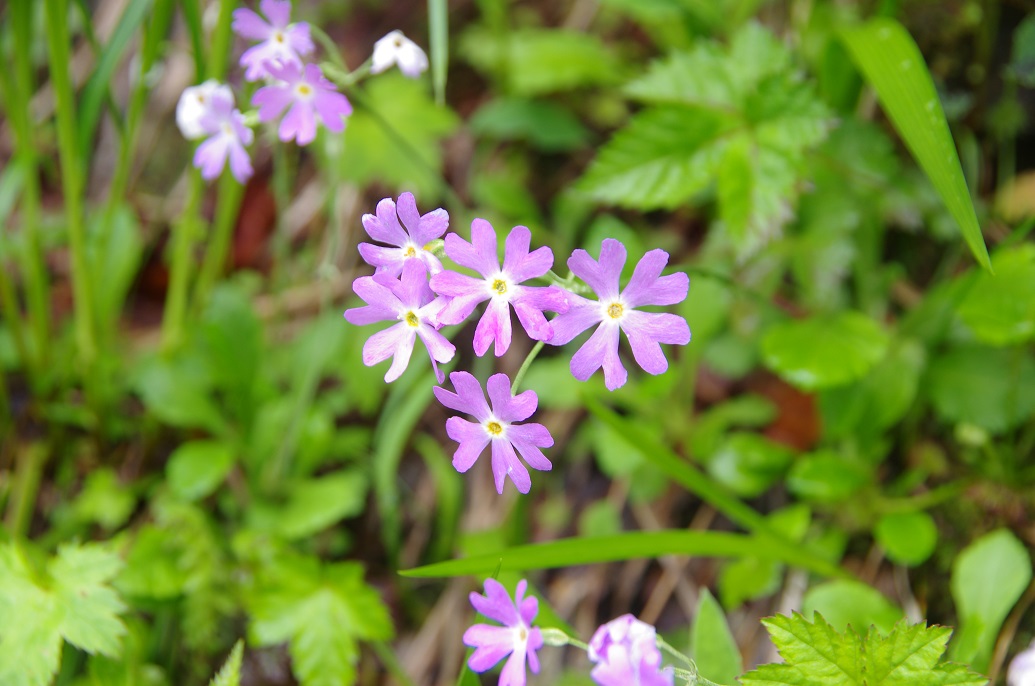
{"left": 395, "top": 192, "right": 422, "bottom": 235}
{"left": 504, "top": 231, "right": 554, "bottom": 283}
{"left": 444, "top": 417, "right": 489, "bottom": 472}
{"left": 417, "top": 324, "right": 456, "bottom": 364}
{"left": 492, "top": 439, "right": 531, "bottom": 494}
{"left": 438, "top": 371, "right": 491, "bottom": 420}
{"left": 464, "top": 624, "right": 515, "bottom": 672}
{"left": 548, "top": 293, "right": 602, "bottom": 346}
{"left": 568, "top": 238, "right": 625, "bottom": 301}
{"left": 364, "top": 197, "right": 408, "bottom": 246}
{"left": 622, "top": 249, "right": 688, "bottom": 308}
{"left": 570, "top": 323, "right": 627, "bottom": 390}
{"left": 259, "top": 0, "right": 291, "bottom": 27}
{"left": 313, "top": 90, "right": 351, "bottom": 133}
{"left": 499, "top": 648, "right": 529, "bottom": 686}
{"left": 413, "top": 208, "right": 449, "bottom": 246}
{"left": 471, "top": 578, "right": 522, "bottom": 626}
{"left": 232, "top": 8, "right": 271, "bottom": 40}
{"left": 193, "top": 135, "right": 229, "bottom": 180}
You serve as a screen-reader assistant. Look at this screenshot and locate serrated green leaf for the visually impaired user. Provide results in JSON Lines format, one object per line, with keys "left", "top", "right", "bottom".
{"left": 248, "top": 557, "right": 392, "bottom": 686}
{"left": 841, "top": 19, "right": 990, "bottom": 270}
{"left": 690, "top": 589, "right": 741, "bottom": 684}
{"left": 209, "top": 640, "right": 243, "bottom": 686}
{"left": 718, "top": 135, "right": 754, "bottom": 240}
{"left": 762, "top": 313, "right": 889, "bottom": 391}
{"left": 167, "top": 440, "right": 236, "bottom": 502}
{"left": 956, "top": 245, "right": 1035, "bottom": 345}
{"left": 950, "top": 529, "right": 1032, "bottom": 672}
{"left": 865, "top": 623, "right": 986, "bottom": 686}
{"left": 73, "top": 468, "right": 137, "bottom": 531}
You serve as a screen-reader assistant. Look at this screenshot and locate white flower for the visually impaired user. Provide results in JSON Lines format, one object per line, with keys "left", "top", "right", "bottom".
{"left": 176, "top": 80, "right": 233, "bottom": 140}
{"left": 371, "top": 30, "right": 429, "bottom": 78}
{"left": 1010, "top": 640, "right": 1035, "bottom": 686}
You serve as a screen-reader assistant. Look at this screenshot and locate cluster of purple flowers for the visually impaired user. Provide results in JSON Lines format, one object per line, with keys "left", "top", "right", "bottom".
{"left": 464, "top": 578, "right": 675, "bottom": 686}
{"left": 175, "top": 0, "right": 428, "bottom": 182}
{"left": 343, "top": 193, "right": 691, "bottom": 495}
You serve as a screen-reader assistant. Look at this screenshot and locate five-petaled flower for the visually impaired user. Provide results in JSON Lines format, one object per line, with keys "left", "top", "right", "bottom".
{"left": 232, "top": 0, "right": 314, "bottom": 81}
{"left": 371, "top": 30, "right": 429, "bottom": 78}
{"left": 464, "top": 578, "right": 544, "bottom": 686}
{"left": 253, "top": 61, "right": 352, "bottom": 145}
{"left": 343, "top": 260, "right": 455, "bottom": 383}
{"left": 431, "top": 219, "right": 570, "bottom": 357}
{"left": 358, "top": 193, "right": 449, "bottom": 277}
{"left": 548, "top": 239, "right": 690, "bottom": 390}
{"left": 189, "top": 86, "right": 254, "bottom": 183}
{"left": 434, "top": 371, "right": 553, "bottom": 494}
{"left": 588, "top": 615, "right": 673, "bottom": 686}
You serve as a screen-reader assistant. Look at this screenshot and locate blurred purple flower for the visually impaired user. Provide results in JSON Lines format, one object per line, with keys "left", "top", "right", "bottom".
{"left": 547, "top": 239, "right": 690, "bottom": 391}
{"left": 588, "top": 615, "right": 673, "bottom": 686}
{"left": 358, "top": 193, "right": 449, "bottom": 278}
{"left": 252, "top": 62, "right": 351, "bottom": 145}
{"left": 1010, "top": 640, "right": 1035, "bottom": 686}
{"left": 371, "top": 30, "right": 429, "bottom": 78}
{"left": 176, "top": 80, "right": 231, "bottom": 140}
{"left": 464, "top": 578, "right": 544, "bottom": 686}
{"left": 430, "top": 219, "right": 570, "bottom": 357}
{"left": 433, "top": 371, "right": 552, "bottom": 494}
{"left": 191, "top": 86, "right": 254, "bottom": 183}
{"left": 343, "top": 260, "right": 454, "bottom": 383}
{"left": 233, "top": 0, "right": 314, "bottom": 81}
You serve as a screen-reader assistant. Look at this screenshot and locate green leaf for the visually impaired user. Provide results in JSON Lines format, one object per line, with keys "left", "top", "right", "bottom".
{"left": 73, "top": 468, "right": 136, "bottom": 530}
{"left": 247, "top": 556, "right": 392, "bottom": 686}
{"left": 875, "top": 512, "right": 938, "bottom": 567}
{"left": 762, "top": 313, "right": 889, "bottom": 391}
{"left": 950, "top": 529, "right": 1032, "bottom": 671}
{"left": 840, "top": 19, "right": 991, "bottom": 270}
{"left": 209, "top": 640, "right": 243, "bottom": 686}
{"left": 925, "top": 344, "right": 1035, "bottom": 433}
{"left": 276, "top": 471, "right": 369, "bottom": 540}
{"left": 133, "top": 354, "right": 226, "bottom": 434}
{"left": 787, "top": 451, "right": 870, "bottom": 504}
{"left": 167, "top": 440, "right": 236, "bottom": 502}
{"left": 741, "top": 613, "right": 987, "bottom": 686}
{"left": 88, "top": 204, "right": 143, "bottom": 334}
{"left": 1009, "top": 14, "right": 1035, "bottom": 87}
{"left": 0, "top": 543, "right": 126, "bottom": 686}
{"left": 200, "top": 285, "right": 263, "bottom": 421}
{"left": 469, "top": 98, "right": 590, "bottom": 151}
{"left": 690, "top": 589, "right": 741, "bottom": 684}
{"left": 707, "top": 433, "right": 794, "bottom": 497}
{"left": 717, "top": 134, "right": 754, "bottom": 240}
{"left": 803, "top": 580, "right": 904, "bottom": 635}
{"left": 956, "top": 245, "right": 1035, "bottom": 345}
{"left": 117, "top": 525, "right": 185, "bottom": 599}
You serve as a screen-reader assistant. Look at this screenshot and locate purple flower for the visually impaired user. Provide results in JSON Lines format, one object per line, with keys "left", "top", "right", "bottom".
{"left": 343, "top": 260, "right": 455, "bottom": 383}
{"left": 433, "top": 371, "right": 552, "bottom": 494}
{"left": 1010, "top": 640, "right": 1035, "bottom": 686}
{"left": 191, "top": 87, "right": 254, "bottom": 183}
{"left": 232, "top": 0, "right": 314, "bottom": 81}
{"left": 252, "top": 62, "right": 352, "bottom": 146}
{"left": 358, "top": 193, "right": 449, "bottom": 278}
{"left": 464, "top": 578, "right": 544, "bottom": 686}
{"left": 430, "top": 219, "right": 570, "bottom": 357}
{"left": 548, "top": 239, "right": 690, "bottom": 391}
{"left": 588, "top": 615, "right": 673, "bottom": 686}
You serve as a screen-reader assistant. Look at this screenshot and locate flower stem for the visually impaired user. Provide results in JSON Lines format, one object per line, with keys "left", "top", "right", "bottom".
{"left": 4, "top": 442, "right": 48, "bottom": 538}
{"left": 193, "top": 173, "right": 245, "bottom": 314}
{"left": 45, "top": 0, "right": 96, "bottom": 371}
{"left": 657, "top": 637, "right": 726, "bottom": 686}
{"left": 207, "top": 0, "right": 237, "bottom": 81}
{"left": 511, "top": 340, "right": 545, "bottom": 394}
{"left": 161, "top": 172, "right": 204, "bottom": 353}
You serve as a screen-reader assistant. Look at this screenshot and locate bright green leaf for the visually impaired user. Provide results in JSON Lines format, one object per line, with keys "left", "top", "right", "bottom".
{"left": 209, "top": 640, "right": 243, "bottom": 686}
{"left": 956, "top": 245, "right": 1035, "bottom": 345}
{"left": 276, "top": 471, "right": 369, "bottom": 540}
{"left": 707, "top": 432, "right": 794, "bottom": 497}
{"left": 950, "top": 529, "right": 1032, "bottom": 671}
{"left": 787, "top": 451, "right": 870, "bottom": 504}
{"left": 762, "top": 313, "right": 889, "bottom": 391}
{"left": 803, "top": 580, "right": 904, "bottom": 635}
{"left": 875, "top": 512, "right": 938, "bottom": 567}
{"left": 690, "top": 589, "right": 741, "bottom": 684}
{"left": 841, "top": 19, "right": 990, "bottom": 270}
{"left": 73, "top": 468, "right": 136, "bottom": 531}
{"left": 926, "top": 345, "right": 1035, "bottom": 433}
{"left": 167, "top": 440, "right": 236, "bottom": 502}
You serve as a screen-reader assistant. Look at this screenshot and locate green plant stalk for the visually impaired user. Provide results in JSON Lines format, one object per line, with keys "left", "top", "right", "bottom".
{"left": 8, "top": 1, "right": 51, "bottom": 372}
{"left": 269, "top": 139, "right": 295, "bottom": 291}
{"left": 4, "top": 443, "right": 47, "bottom": 538}
{"left": 207, "top": 0, "right": 237, "bottom": 80}
{"left": 193, "top": 174, "right": 245, "bottom": 314}
{"left": 161, "top": 172, "right": 204, "bottom": 352}
{"left": 511, "top": 341, "right": 545, "bottom": 393}
{"left": 44, "top": 0, "right": 97, "bottom": 369}
{"left": 0, "top": 252, "right": 33, "bottom": 380}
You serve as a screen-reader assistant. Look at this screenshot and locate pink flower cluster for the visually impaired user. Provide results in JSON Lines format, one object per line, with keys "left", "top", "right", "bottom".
{"left": 463, "top": 579, "right": 674, "bottom": 686}
{"left": 344, "top": 193, "right": 691, "bottom": 494}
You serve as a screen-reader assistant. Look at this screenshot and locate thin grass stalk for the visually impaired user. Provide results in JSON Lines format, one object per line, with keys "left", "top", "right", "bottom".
{"left": 44, "top": 0, "right": 97, "bottom": 370}
{"left": 193, "top": 174, "right": 245, "bottom": 314}
{"left": 161, "top": 173, "right": 205, "bottom": 353}
{"left": 207, "top": 0, "right": 237, "bottom": 80}
{"left": 4, "top": 442, "right": 47, "bottom": 538}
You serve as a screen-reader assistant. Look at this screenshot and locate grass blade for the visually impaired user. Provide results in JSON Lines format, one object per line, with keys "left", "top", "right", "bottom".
{"left": 400, "top": 530, "right": 839, "bottom": 578}
{"left": 841, "top": 18, "right": 991, "bottom": 270}
{"left": 428, "top": 0, "right": 448, "bottom": 105}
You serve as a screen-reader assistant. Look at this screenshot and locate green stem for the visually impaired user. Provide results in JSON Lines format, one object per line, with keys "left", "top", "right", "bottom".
{"left": 269, "top": 139, "right": 294, "bottom": 291}
{"left": 511, "top": 341, "right": 545, "bottom": 394}
{"left": 0, "top": 254, "right": 33, "bottom": 381}
{"left": 657, "top": 637, "right": 726, "bottom": 686}
{"left": 44, "top": 0, "right": 96, "bottom": 370}
{"left": 4, "top": 443, "right": 48, "bottom": 538}
{"left": 309, "top": 25, "right": 350, "bottom": 72}
{"left": 161, "top": 172, "right": 204, "bottom": 353}
{"left": 207, "top": 0, "right": 237, "bottom": 80}
{"left": 193, "top": 174, "right": 245, "bottom": 313}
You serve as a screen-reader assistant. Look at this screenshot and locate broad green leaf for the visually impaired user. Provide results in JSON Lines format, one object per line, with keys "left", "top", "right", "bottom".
{"left": 875, "top": 512, "right": 937, "bottom": 567}
{"left": 762, "top": 313, "right": 889, "bottom": 391}
{"left": 73, "top": 468, "right": 136, "bottom": 530}
{"left": 741, "top": 613, "right": 986, "bottom": 686}
{"left": 577, "top": 106, "right": 733, "bottom": 209}
{"left": 950, "top": 529, "right": 1032, "bottom": 671}
{"left": 689, "top": 394, "right": 776, "bottom": 462}
{"left": 841, "top": 19, "right": 990, "bottom": 270}
{"left": 247, "top": 557, "right": 392, "bottom": 686}
{"left": 956, "top": 245, "right": 1035, "bottom": 345}
{"left": 133, "top": 354, "right": 226, "bottom": 434}
{"left": 0, "top": 543, "right": 126, "bottom": 686}
{"left": 200, "top": 285, "right": 263, "bottom": 421}
{"left": 209, "top": 640, "right": 243, "bottom": 686}
{"left": 402, "top": 530, "right": 816, "bottom": 578}
{"left": 803, "top": 580, "right": 904, "bottom": 635}
{"left": 717, "top": 134, "right": 754, "bottom": 240}
{"left": 787, "top": 451, "right": 870, "bottom": 504}
{"left": 166, "top": 440, "right": 236, "bottom": 502}
{"left": 469, "top": 98, "right": 590, "bottom": 151}
{"left": 719, "top": 505, "right": 812, "bottom": 609}
{"left": 707, "top": 433, "right": 794, "bottom": 497}
{"left": 276, "top": 471, "right": 369, "bottom": 540}
{"left": 88, "top": 205, "right": 143, "bottom": 334}
{"left": 925, "top": 344, "right": 1035, "bottom": 433}
{"left": 690, "top": 589, "right": 741, "bottom": 684}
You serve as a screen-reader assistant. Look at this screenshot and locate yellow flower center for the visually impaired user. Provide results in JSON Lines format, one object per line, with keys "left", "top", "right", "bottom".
{"left": 486, "top": 421, "right": 503, "bottom": 436}
{"left": 274, "top": 31, "right": 285, "bottom": 43}
{"left": 492, "top": 279, "right": 507, "bottom": 295}
{"left": 607, "top": 302, "right": 624, "bottom": 319}
{"left": 297, "top": 83, "right": 312, "bottom": 97}
{"left": 518, "top": 627, "right": 528, "bottom": 641}
{"left": 404, "top": 246, "right": 417, "bottom": 258}
{"left": 405, "top": 311, "right": 419, "bottom": 327}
